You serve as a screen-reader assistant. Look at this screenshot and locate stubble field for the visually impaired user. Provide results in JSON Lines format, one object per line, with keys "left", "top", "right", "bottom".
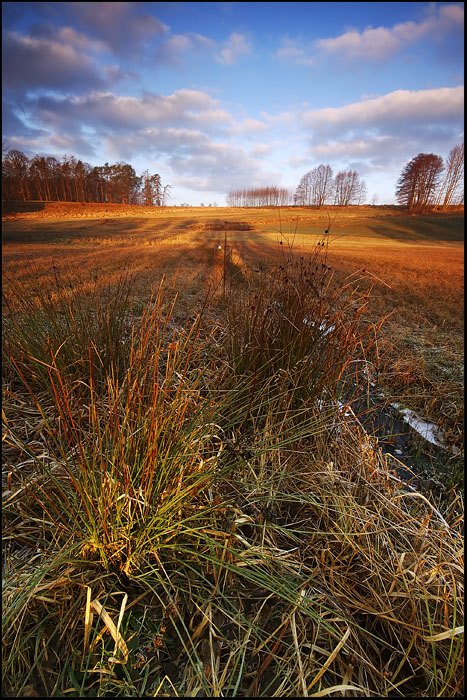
{"left": 2, "top": 203, "right": 464, "bottom": 698}
{"left": 3, "top": 203, "right": 464, "bottom": 454}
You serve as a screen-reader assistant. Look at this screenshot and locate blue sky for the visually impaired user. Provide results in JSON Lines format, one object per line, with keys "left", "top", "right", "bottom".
{"left": 2, "top": 1, "right": 464, "bottom": 205}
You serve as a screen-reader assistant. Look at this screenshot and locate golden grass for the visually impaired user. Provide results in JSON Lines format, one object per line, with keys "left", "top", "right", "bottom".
{"left": 2, "top": 204, "right": 464, "bottom": 696}
{"left": 3, "top": 205, "right": 463, "bottom": 435}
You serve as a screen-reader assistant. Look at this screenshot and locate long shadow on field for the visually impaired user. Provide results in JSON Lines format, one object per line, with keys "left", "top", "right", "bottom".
{"left": 2, "top": 218, "right": 145, "bottom": 244}
{"left": 368, "top": 215, "right": 464, "bottom": 242}
{"left": 2, "top": 217, "right": 194, "bottom": 245}
{"left": 202, "top": 220, "right": 253, "bottom": 231}
{"left": 3, "top": 201, "right": 46, "bottom": 216}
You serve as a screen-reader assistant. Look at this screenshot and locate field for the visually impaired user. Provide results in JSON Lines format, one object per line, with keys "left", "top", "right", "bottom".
{"left": 3, "top": 204, "right": 464, "bottom": 456}
{"left": 2, "top": 203, "right": 464, "bottom": 697}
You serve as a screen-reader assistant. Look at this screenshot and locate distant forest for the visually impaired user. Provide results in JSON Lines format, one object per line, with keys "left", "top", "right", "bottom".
{"left": 2, "top": 149, "right": 171, "bottom": 206}
{"left": 3, "top": 146, "right": 463, "bottom": 211}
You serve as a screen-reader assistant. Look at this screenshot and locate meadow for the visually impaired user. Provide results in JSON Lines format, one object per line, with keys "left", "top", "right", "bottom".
{"left": 2, "top": 204, "right": 464, "bottom": 697}
{"left": 4, "top": 204, "right": 464, "bottom": 455}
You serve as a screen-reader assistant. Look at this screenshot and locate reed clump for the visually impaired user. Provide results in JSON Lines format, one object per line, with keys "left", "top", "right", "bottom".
{"left": 2, "top": 241, "right": 463, "bottom": 697}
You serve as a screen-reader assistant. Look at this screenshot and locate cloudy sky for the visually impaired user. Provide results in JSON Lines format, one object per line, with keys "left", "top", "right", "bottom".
{"left": 2, "top": 1, "right": 464, "bottom": 205}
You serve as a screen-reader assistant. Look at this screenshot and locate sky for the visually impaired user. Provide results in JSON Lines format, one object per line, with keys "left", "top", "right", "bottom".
{"left": 2, "top": 1, "right": 464, "bottom": 205}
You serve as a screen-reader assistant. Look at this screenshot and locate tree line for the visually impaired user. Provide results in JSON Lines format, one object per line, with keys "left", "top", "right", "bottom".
{"left": 226, "top": 186, "right": 290, "bottom": 207}
{"left": 227, "top": 146, "right": 463, "bottom": 212}
{"left": 227, "top": 166, "right": 367, "bottom": 208}
{"left": 2, "top": 149, "right": 171, "bottom": 206}
{"left": 395, "top": 144, "right": 463, "bottom": 213}
{"left": 294, "top": 166, "right": 368, "bottom": 207}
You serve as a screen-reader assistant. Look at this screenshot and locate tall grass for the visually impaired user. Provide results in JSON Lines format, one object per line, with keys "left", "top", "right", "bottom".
{"left": 3, "top": 261, "right": 135, "bottom": 393}
{"left": 2, "top": 242, "right": 463, "bottom": 697}
{"left": 224, "top": 234, "right": 385, "bottom": 414}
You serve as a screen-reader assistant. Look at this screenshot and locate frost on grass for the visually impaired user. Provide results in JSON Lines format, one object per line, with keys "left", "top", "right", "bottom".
{"left": 391, "top": 402, "right": 446, "bottom": 447}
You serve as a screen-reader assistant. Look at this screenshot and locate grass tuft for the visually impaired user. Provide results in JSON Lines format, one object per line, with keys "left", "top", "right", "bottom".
{"left": 2, "top": 234, "right": 463, "bottom": 697}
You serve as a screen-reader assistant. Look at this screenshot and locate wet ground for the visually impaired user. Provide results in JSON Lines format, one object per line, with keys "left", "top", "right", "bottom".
{"left": 350, "top": 384, "right": 461, "bottom": 498}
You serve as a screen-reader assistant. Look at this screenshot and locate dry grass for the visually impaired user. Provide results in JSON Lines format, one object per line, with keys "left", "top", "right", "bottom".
{"left": 2, "top": 204, "right": 464, "bottom": 697}
{"left": 3, "top": 203, "right": 463, "bottom": 448}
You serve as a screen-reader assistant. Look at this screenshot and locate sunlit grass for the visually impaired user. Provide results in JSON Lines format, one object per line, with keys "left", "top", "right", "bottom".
{"left": 2, "top": 209, "right": 463, "bottom": 696}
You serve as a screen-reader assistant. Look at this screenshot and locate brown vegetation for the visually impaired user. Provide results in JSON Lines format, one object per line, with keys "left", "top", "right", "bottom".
{"left": 2, "top": 203, "right": 464, "bottom": 697}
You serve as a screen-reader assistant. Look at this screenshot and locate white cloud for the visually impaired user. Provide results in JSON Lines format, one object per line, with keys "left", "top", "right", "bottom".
{"left": 217, "top": 32, "right": 252, "bottom": 65}
{"left": 296, "top": 86, "right": 464, "bottom": 175}
{"left": 311, "top": 136, "right": 395, "bottom": 158}
{"left": 302, "top": 86, "right": 464, "bottom": 136}
{"left": 107, "top": 127, "right": 275, "bottom": 195}
{"left": 56, "top": 26, "right": 109, "bottom": 53}
{"left": 64, "top": 1, "right": 169, "bottom": 58}
{"left": 250, "top": 144, "right": 273, "bottom": 157}
{"left": 276, "top": 37, "right": 315, "bottom": 66}
{"left": 308, "top": 137, "right": 414, "bottom": 172}
{"left": 155, "top": 32, "right": 216, "bottom": 66}
{"left": 278, "top": 4, "right": 464, "bottom": 63}
{"left": 228, "top": 117, "right": 268, "bottom": 137}
{"left": 316, "top": 26, "right": 401, "bottom": 60}
{"left": 148, "top": 136, "right": 271, "bottom": 194}
{"left": 287, "top": 156, "right": 310, "bottom": 169}
{"left": 2, "top": 30, "right": 107, "bottom": 91}
{"left": 29, "top": 89, "right": 233, "bottom": 133}
{"left": 16, "top": 86, "right": 272, "bottom": 194}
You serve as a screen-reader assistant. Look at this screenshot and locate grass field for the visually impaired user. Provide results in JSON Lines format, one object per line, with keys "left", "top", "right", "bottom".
{"left": 2, "top": 203, "right": 464, "bottom": 697}
{"left": 3, "top": 204, "right": 464, "bottom": 453}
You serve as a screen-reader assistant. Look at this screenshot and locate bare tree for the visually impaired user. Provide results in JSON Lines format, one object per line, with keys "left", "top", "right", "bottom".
{"left": 293, "top": 173, "right": 310, "bottom": 206}
{"left": 3, "top": 149, "right": 30, "bottom": 200}
{"left": 162, "top": 184, "right": 172, "bottom": 206}
{"left": 334, "top": 170, "right": 367, "bottom": 206}
{"left": 294, "top": 165, "right": 333, "bottom": 207}
{"left": 312, "top": 165, "right": 334, "bottom": 207}
{"left": 227, "top": 186, "right": 290, "bottom": 207}
{"left": 356, "top": 177, "right": 368, "bottom": 205}
{"left": 395, "top": 153, "right": 444, "bottom": 213}
{"left": 435, "top": 143, "right": 464, "bottom": 210}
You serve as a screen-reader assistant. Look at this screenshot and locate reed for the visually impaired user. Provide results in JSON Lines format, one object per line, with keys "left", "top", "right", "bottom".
{"left": 2, "top": 238, "right": 463, "bottom": 697}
